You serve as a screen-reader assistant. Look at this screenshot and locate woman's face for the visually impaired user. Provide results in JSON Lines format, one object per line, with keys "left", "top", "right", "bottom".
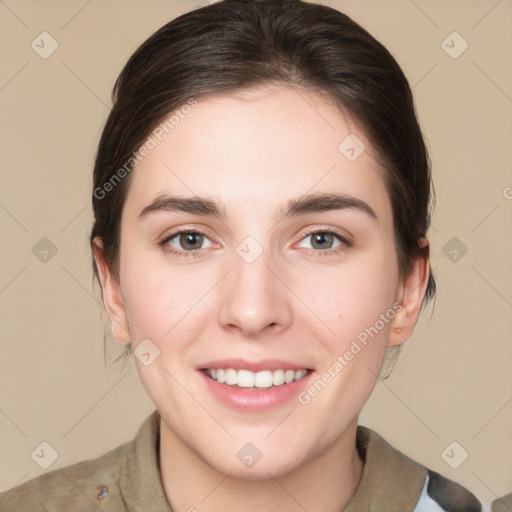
{"left": 99, "top": 85, "right": 423, "bottom": 479}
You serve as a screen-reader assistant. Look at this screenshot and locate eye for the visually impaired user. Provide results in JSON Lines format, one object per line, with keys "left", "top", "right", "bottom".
{"left": 158, "top": 227, "right": 352, "bottom": 259}
{"left": 297, "top": 228, "right": 351, "bottom": 256}
{"left": 159, "top": 230, "right": 212, "bottom": 257}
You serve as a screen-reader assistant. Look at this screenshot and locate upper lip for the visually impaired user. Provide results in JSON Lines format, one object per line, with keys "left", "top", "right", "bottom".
{"left": 199, "top": 359, "right": 313, "bottom": 372}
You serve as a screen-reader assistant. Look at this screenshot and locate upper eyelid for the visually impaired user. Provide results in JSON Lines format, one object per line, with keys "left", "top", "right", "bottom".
{"left": 161, "top": 225, "right": 214, "bottom": 240}
{"left": 294, "top": 228, "right": 352, "bottom": 248}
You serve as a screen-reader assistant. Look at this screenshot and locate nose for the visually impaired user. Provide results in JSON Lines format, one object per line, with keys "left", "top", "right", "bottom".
{"left": 217, "top": 243, "right": 293, "bottom": 339}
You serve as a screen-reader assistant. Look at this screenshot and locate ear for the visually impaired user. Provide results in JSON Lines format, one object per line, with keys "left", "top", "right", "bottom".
{"left": 92, "top": 237, "right": 130, "bottom": 344}
{"left": 387, "top": 239, "right": 430, "bottom": 347}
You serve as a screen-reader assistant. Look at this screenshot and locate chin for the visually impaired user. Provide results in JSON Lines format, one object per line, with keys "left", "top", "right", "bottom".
{"left": 207, "top": 455, "right": 303, "bottom": 482}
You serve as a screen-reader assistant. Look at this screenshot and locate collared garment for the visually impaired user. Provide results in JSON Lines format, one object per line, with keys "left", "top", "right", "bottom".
{"left": 0, "top": 410, "right": 493, "bottom": 511}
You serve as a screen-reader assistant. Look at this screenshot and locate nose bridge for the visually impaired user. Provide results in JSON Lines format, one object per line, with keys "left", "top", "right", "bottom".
{"left": 217, "top": 235, "right": 292, "bottom": 337}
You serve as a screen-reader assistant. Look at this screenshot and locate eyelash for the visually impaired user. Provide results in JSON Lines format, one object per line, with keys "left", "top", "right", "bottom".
{"left": 158, "top": 228, "right": 352, "bottom": 259}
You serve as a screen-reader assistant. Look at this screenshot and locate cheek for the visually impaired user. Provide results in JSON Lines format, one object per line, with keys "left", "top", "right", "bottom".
{"left": 119, "top": 248, "right": 216, "bottom": 347}
{"left": 299, "top": 248, "right": 399, "bottom": 345}
{"left": 299, "top": 256, "right": 399, "bottom": 419}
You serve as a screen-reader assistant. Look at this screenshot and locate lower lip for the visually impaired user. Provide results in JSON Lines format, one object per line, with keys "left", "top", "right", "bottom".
{"left": 199, "top": 370, "right": 313, "bottom": 412}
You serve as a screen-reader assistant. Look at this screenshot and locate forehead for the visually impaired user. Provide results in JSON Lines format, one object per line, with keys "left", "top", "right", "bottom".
{"left": 123, "top": 85, "right": 390, "bottom": 222}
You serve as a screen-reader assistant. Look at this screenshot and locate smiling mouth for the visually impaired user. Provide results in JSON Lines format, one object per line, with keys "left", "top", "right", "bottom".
{"left": 203, "top": 368, "right": 311, "bottom": 389}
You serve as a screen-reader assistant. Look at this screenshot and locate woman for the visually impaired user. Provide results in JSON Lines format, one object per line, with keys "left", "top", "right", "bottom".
{"left": 0, "top": 0, "right": 490, "bottom": 510}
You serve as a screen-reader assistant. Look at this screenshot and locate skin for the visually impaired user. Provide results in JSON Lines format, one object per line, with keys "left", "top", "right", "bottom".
{"left": 93, "top": 84, "right": 429, "bottom": 512}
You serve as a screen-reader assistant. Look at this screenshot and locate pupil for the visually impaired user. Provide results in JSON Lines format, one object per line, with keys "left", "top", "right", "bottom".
{"left": 313, "top": 233, "right": 331, "bottom": 249}
{"left": 182, "top": 233, "right": 201, "bottom": 250}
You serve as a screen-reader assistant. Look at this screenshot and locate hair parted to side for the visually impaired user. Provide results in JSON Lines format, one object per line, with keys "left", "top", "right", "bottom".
{"left": 90, "top": 0, "right": 436, "bottom": 354}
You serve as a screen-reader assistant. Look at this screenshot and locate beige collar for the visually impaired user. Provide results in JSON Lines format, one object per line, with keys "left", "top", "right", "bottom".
{"left": 344, "top": 425, "right": 427, "bottom": 511}
{"left": 119, "top": 410, "right": 172, "bottom": 511}
{"left": 119, "top": 410, "right": 427, "bottom": 511}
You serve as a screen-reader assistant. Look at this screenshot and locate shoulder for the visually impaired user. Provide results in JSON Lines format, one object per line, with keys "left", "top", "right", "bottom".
{"left": 419, "top": 469, "right": 482, "bottom": 512}
{"left": 0, "top": 440, "right": 130, "bottom": 511}
{"left": 0, "top": 410, "right": 164, "bottom": 512}
{"left": 491, "top": 493, "right": 512, "bottom": 512}
{"left": 355, "top": 426, "right": 483, "bottom": 511}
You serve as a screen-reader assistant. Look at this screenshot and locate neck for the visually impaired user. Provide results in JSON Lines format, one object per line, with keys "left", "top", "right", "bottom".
{"left": 159, "top": 418, "right": 364, "bottom": 512}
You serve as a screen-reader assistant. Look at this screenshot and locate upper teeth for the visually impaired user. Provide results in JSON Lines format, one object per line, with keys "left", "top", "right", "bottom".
{"left": 205, "top": 368, "right": 308, "bottom": 388}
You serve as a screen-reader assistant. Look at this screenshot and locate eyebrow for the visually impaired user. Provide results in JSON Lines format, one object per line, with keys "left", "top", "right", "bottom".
{"left": 138, "top": 192, "right": 377, "bottom": 222}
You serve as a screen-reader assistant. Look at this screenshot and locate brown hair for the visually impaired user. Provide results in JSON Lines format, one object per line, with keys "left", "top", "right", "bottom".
{"left": 90, "top": 0, "right": 436, "bottom": 325}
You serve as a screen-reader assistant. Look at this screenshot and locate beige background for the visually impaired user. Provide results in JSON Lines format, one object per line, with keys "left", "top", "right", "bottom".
{"left": 1, "top": 0, "right": 511, "bottom": 508}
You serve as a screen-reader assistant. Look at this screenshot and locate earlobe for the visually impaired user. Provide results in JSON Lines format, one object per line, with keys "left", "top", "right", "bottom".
{"left": 387, "top": 239, "right": 430, "bottom": 347}
{"left": 92, "top": 238, "right": 131, "bottom": 344}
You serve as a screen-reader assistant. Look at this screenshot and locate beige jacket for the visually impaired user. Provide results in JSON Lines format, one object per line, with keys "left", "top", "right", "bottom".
{"left": 0, "top": 409, "right": 495, "bottom": 511}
